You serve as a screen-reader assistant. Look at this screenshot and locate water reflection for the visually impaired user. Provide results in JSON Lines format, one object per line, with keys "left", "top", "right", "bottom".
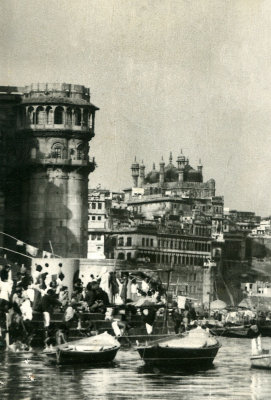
{"left": 0, "top": 338, "right": 271, "bottom": 399}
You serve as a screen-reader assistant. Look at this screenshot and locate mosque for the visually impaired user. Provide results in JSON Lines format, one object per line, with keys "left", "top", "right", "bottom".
{"left": 128, "top": 151, "right": 216, "bottom": 199}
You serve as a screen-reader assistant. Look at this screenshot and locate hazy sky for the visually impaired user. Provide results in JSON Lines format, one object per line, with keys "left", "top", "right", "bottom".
{"left": 1, "top": 0, "right": 270, "bottom": 216}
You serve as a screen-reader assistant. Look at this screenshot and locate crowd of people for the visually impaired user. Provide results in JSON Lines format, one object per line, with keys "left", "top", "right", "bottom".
{"left": 0, "top": 262, "right": 166, "bottom": 351}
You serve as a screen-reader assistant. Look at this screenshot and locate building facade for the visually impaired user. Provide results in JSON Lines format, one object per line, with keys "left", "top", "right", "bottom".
{"left": 107, "top": 222, "right": 215, "bottom": 305}
{"left": 0, "top": 83, "right": 99, "bottom": 258}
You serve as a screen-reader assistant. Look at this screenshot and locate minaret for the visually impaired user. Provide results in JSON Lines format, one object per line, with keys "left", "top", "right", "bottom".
{"left": 197, "top": 159, "right": 203, "bottom": 175}
{"left": 177, "top": 150, "right": 185, "bottom": 182}
{"left": 139, "top": 160, "right": 145, "bottom": 187}
{"left": 131, "top": 157, "right": 140, "bottom": 187}
{"left": 159, "top": 156, "right": 165, "bottom": 184}
{"left": 169, "top": 151, "right": 173, "bottom": 165}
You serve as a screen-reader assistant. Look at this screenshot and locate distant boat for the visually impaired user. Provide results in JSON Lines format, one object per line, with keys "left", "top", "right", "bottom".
{"left": 210, "top": 324, "right": 259, "bottom": 339}
{"left": 136, "top": 327, "right": 221, "bottom": 368}
{"left": 44, "top": 332, "right": 120, "bottom": 365}
{"left": 251, "top": 336, "right": 271, "bottom": 369}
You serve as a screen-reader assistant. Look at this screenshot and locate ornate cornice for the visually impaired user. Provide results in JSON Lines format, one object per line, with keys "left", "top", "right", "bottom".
{"left": 16, "top": 129, "right": 95, "bottom": 141}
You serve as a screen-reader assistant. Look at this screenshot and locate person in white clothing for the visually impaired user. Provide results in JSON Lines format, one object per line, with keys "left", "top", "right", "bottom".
{"left": 0, "top": 269, "right": 13, "bottom": 305}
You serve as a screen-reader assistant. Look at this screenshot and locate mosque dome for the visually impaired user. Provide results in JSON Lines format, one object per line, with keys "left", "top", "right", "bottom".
{"left": 145, "top": 170, "right": 159, "bottom": 184}
{"left": 145, "top": 163, "right": 159, "bottom": 184}
{"left": 186, "top": 168, "right": 202, "bottom": 182}
{"left": 164, "top": 163, "right": 179, "bottom": 182}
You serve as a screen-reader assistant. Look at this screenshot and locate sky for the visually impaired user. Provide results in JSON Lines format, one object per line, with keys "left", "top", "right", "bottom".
{"left": 0, "top": 0, "right": 270, "bottom": 216}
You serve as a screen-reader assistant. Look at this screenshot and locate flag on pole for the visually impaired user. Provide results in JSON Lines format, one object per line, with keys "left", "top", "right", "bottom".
{"left": 26, "top": 244, "right": 38, "bottom": 257}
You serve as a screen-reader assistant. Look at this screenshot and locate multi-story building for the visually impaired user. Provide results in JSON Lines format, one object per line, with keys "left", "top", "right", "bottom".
{"left": 0, "top": 83, "right": 99, "bottom": 258}
{"left": 107, "top": 220, "right": 215, "bottom": 305}
{"left": 87, "top": 188, "right": 127, "bottom": 259}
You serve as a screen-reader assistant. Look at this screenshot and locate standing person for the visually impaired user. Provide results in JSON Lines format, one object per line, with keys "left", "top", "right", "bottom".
{"left": 108, "top": 272, "right": 119, "bottom": 304}
{"left": 142, "top": 307, "right": 156, "bottom": 335}
{"left": 141, "top": 277, "right": 150, "bottom": 295}
{"left": 131, "top": 279, "right": 139, "bottom": 302}
{"left": 41, "top": 289, "right": 61, "bottom": 341}
{"left": 171, "top": 302, "right": 184, "bottom": 334}
{"left": 120, "top": 273, "right": 129, "bottom": 304}
{"left": 0, "top": 269, "right": 12, "bottom": 310}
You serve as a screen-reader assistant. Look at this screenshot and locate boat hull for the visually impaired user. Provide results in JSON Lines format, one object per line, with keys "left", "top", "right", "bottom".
{"left": 53, "top": 346, "right": 120, "bottom": 365}
{"left": 251, "top": 354, "right": 271, "bottom": 369}
{"left": 210, "top": 326, "right": 258, "bottom": 339}
{"left": 137, "top": 344, "right": 220, "bottom": 367}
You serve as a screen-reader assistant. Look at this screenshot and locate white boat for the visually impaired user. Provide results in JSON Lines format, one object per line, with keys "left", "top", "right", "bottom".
{"left": 251, "top": 336, "right": 271, "bottom": 369}
{"left": 44, "top": 332, "right": 120, "bottom": 365}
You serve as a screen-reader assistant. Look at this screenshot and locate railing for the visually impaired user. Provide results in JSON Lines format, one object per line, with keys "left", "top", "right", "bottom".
{"left": 18, "top": 123, "right": 91, "bottom": 132}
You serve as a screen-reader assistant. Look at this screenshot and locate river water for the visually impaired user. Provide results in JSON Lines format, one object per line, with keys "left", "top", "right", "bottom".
{"left": 0, "top": 337, "right": 271, "bottom": 400}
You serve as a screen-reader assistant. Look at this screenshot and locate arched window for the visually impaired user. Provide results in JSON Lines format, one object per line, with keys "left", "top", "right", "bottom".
{"left": 54, "top": 106, "right": 64, "bottom": 124}
{"left": 74, "top": 108, "right": 81, "bottom": 126}
{"left": 118, "top": 253, "right": 125, "bottom": 260}
{"left": 89, "top": 113, "right": 93, "bottom": 128}
{"left": 36, "top": 106, "right": 45, "bottom": 125}
{"left": 27, "top": 106, "right": 35, "bottom": 124}
{"left": 51, "top": 142, "right": 64, "bottom": 159}
{"left": 77, "top": 143, "right": 85, "bottom": 160}
{"left": 83, "top": 109, "right": 88, "bottom": 127}
{"left": 67, "top": 107, "right": 72, "bottom": 126}
{"left": 46, "top": 106, "right": 53, "bottom": 124}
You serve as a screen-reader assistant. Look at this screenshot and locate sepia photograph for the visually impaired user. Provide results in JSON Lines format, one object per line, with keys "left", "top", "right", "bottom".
{"left": 0, "top": 0, "right": 271, "bottom": 399}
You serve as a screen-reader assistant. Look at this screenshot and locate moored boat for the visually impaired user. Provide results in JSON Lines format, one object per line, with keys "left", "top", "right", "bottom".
{"left": 44, "top": 332, "right": 120, "bottom": 365}
{"left": 136, "top": 326, "right": 221, "bottom": 368}
{"left": 251, "top": 336, "right": 271, "bottom": 369}
{"left": 210, "top": 324, "right": 259, "bottom": 339}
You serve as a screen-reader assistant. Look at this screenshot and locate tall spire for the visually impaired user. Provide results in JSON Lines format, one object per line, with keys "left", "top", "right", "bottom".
{"left": 169, "top": 152, "right": 173, "bottom": 164}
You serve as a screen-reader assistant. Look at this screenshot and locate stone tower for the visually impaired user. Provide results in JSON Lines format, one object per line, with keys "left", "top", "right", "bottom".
{"left": 0, "top": 83, "right": 99, "bottom": 258}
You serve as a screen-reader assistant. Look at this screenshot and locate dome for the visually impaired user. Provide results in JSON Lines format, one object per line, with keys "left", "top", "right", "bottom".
{"left": 164, "top": 163, "right": 178, "bottom": 182}
{"left": 145, "top": 170, "right": 159, "bottom": 184}
{"left": 186, "top": 168, "right": 202, "bottom": 182}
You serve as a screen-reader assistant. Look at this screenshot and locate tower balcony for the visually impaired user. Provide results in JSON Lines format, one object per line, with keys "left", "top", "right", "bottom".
{"left": 25, "top": 156, "right": 96, "bottom": 170}
{"left": 17, "top": 124, "right": 94, "bottom": 135}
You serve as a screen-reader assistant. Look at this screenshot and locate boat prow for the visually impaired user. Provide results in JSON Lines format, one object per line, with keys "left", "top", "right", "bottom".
{"left": 251, "top": 336, "right": 271, "bottom": 369}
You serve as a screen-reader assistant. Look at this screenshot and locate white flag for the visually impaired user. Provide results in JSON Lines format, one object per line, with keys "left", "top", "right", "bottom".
{"left": 26, "top": 244, "right": 38, "bottom": 257}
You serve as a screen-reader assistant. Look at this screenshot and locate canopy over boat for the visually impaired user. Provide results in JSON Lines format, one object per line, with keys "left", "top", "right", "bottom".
{"left": 158, "top": 327, "right": 218, "bottom": 348}
{"left": 48, "top": 332, "right": 120, "bottom": 352}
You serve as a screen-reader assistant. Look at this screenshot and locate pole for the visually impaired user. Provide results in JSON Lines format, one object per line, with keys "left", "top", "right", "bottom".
{"left": 0, "top": 246, "right": 33, "bottom": 260}
{"left": 5, "top": 312, "right": 10, "bottom": 350}
{"left": 49, "top": 241, "right": 55, "bottom": 258}
{"left": 163, "top": 268, "right": 172, "bottom": 334}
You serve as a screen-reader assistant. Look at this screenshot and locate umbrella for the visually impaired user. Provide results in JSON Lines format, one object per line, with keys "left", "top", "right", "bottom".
{"left": 210, "top": 299, "right": 227, "bottom": 311}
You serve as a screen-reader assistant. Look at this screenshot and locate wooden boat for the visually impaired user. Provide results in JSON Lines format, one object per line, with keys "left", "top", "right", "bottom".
{"left": 210, "top": 324, "right": 259, "bottom": 339}
{"left": 44, "top": 332, "right": 120, "bottom": 365}
{"left": 251, "top": 336, "right": 271, "bottom": 369}
{"left": 137, "top": 327, "right": 221, "bottom": 368}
